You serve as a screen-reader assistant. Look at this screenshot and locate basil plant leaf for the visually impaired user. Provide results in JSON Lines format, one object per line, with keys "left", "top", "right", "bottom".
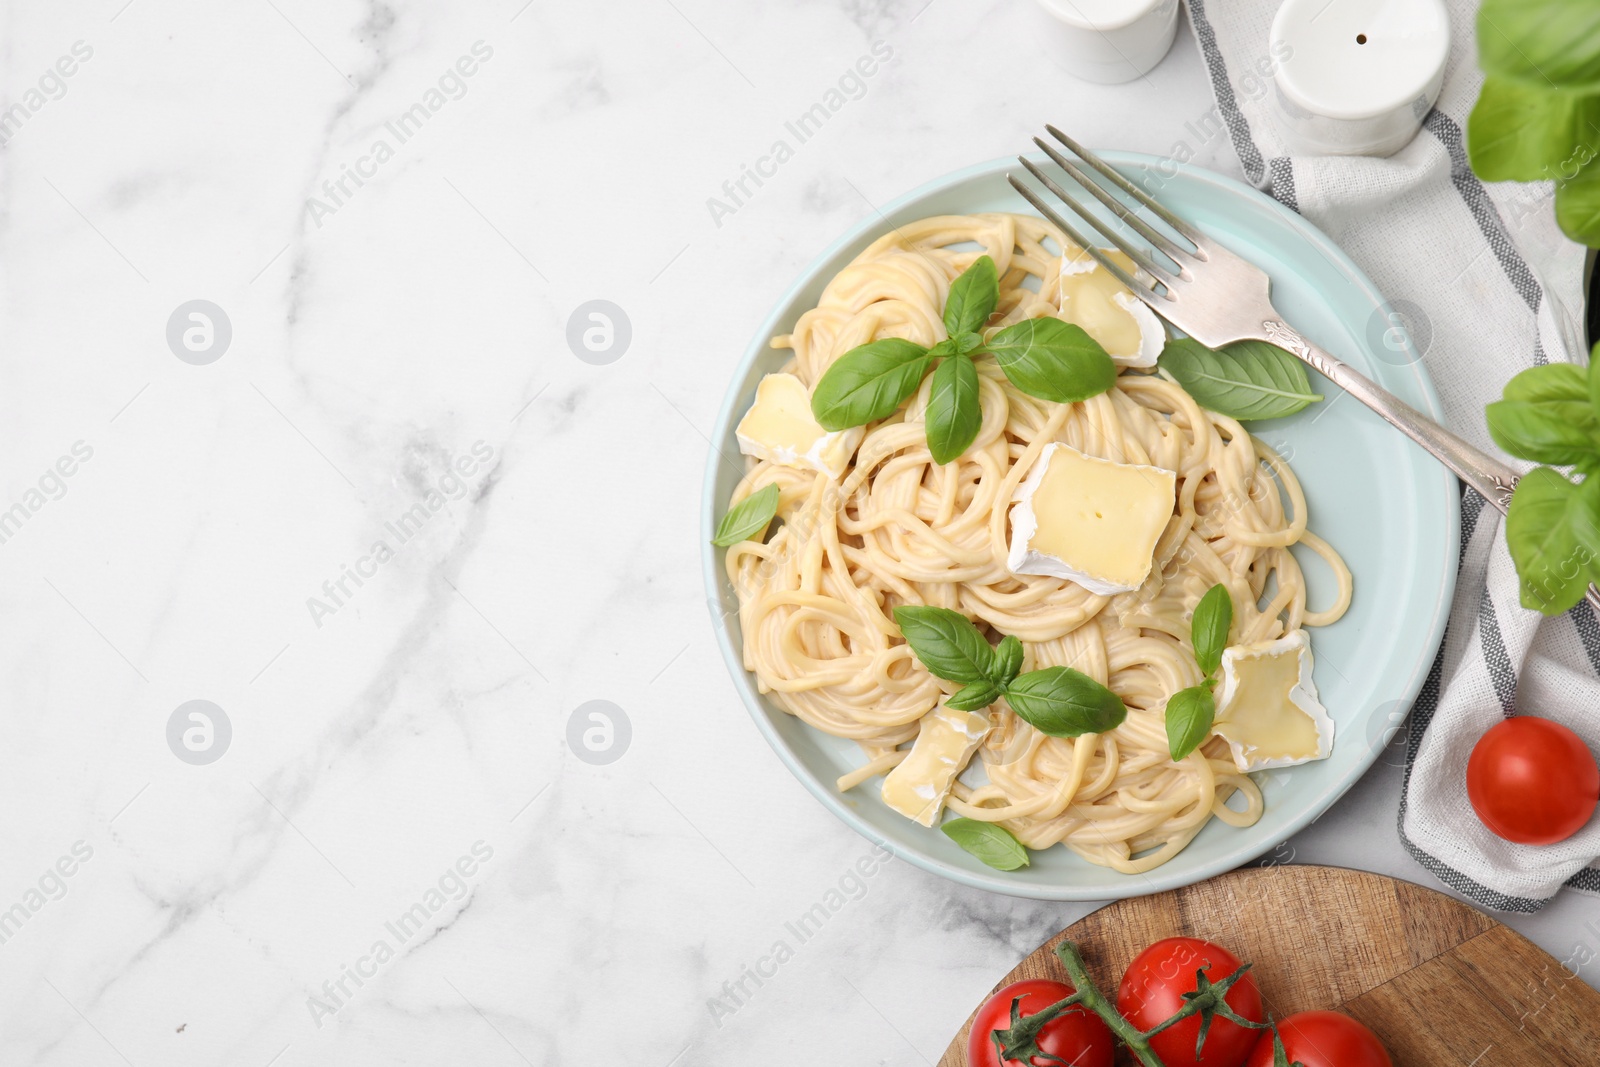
{"left": 1487, "top": 365, "right": 1600, "bottom": 466}
{"left": 1467, "top": 76, "right": 1595, "bottom": 183}
{"left": 1478, "top": 0, "right": 1600, "bottom": 94}
{"left": 712, "top": 482, "right": 781, "bottom": 547}
{"left": 986, "top": 318, "right": 1118, "bottom": 404}
{"left": 992, "top": 634, "right": 1025, "bottom": 689}
{"left": 946, "top": 680, "right": 1003, "bottom": 712}
{"left": 943, "top": 255, "right": 999, "bottom": 339}
{"left": 1555, "top": 157, "right": 1600, "bottom": 247}
{"left": 892, "top": 605, "right": 996, "bottom": 685}
{"left": 1158, "top": 337, "right": 1322, "bottom": 421}
{"left": 955, "top": 332, "right": 984, "bottom": 355}
{"left": 810, "top": 338, "right": 932, "bottom": 431}
{"left": 1505, "top": 467, "right": 1600, "bottom": 615}
{"left": 1487, "top": 401, "right": 1600, "bottom": 465}
{"left": 925, "top": 353, "right": 983, "bottom": 465}
{"left": 941, "top": 817, "right": 1030, "bottom": 871}
{"left": 1504, "top": 362, "right": 1590, "bottom": 404}
{"left": 1190, "top": 583, "right": 1233, "bottom": 678}
{"left": 1590, "top": 341, "right": 1600, "bottom": 415}
{"left": 1164, "top": 685, "right": 1216, "bottom": 762}
{"left": 1004, "top": 666, "right": 1127, "bottom": 737}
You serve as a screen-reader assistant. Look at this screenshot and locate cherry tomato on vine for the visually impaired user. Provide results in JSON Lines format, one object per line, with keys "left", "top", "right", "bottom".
{"left": 1116, "top": 937, "right": 1264, "bottom": 1067}
{"left": 1245, "top": 1011, "right": 1392, "bottom": 1067}
{"left": 967, "top": 979, "right": 1114, "bottom": 1067}
{"left": 1467, "top": 717, "right": 1599, "bottom": 845}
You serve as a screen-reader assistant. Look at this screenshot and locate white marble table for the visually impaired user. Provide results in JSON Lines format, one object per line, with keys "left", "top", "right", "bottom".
{"left": 3, "top": 2, "right": 1595, "bottom": 1064}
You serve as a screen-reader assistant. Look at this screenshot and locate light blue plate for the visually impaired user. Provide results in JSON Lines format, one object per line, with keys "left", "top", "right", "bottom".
{"left": 701, "top": 153, "right": 1458, "bottom": 900}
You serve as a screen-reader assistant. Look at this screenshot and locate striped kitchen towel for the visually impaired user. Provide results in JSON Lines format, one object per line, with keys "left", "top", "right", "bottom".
{"left": 1185, "top": 0, "right": 1600, "bottom": 910}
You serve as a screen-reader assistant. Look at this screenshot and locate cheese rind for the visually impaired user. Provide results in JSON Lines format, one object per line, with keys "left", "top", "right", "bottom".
{"left": 880, "top": 707, "right": 991, "bottom": 827}
{"left": 1213, "top": 630, "right": 1334, "bottom": 772}
{"left": 1058, "top": 249, "right": 1165, "bottom": 368}
{"left": 1007, "top": 443, "right": 1177, "bottom": 595}
{"left": 735, "top": 373, "right": 864, "bottom": 478}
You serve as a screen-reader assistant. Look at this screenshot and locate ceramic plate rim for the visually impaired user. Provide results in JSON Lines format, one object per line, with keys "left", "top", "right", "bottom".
{"left": 700, "top": 151, "right": 1459, "bottom": 900}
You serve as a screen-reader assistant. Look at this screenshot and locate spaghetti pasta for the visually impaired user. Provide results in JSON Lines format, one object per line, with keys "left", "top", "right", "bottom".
{"left": 724, "top": 213, "right": 1351, "bottom": 874}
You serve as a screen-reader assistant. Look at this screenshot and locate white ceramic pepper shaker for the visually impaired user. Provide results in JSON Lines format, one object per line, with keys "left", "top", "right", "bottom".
{"left": 1269, "top": 0, "right": 1451, "bottom": 157}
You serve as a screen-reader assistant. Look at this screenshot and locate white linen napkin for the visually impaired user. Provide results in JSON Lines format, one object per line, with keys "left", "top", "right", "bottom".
{"left": 1183, "top": 0, "right": 1600, "bottom": 909}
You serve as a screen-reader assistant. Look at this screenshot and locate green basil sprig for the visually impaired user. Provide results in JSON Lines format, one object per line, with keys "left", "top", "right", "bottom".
{"left": 812, "top": 256, "right": 1118, "bottom": 464}
{"left": 1489, "top": 349, "right": 1600, "bottom": 615}
{"left": 1165, "top": 582, "right": 1233, "bottom": 761}
{"left": 711, "top": 483, "right": 780, "bottom": 547}
{"left": 1157, "top": 338, "right": 1322, "bottom": 422}
{"left": 1466, "top": 0, "right": 1600, "bottom": 245}
{"left": 941, "top": 818, "right": 1029, "bottom": 871}
{"left": 891, "top": 605, "right": 1126, "bottom": 738}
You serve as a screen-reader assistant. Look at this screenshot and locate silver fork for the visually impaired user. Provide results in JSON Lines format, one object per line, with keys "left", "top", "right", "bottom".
{"left": 1009, "top": 125, "right": 1600, "bottom": 615}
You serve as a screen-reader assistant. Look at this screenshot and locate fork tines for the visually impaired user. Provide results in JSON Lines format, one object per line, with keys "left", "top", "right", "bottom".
{"left": 1008, "top": 126, "right": 1208, "bottom": 306}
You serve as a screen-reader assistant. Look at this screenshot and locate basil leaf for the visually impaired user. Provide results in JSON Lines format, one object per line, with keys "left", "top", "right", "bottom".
{"left": 712, "top": 483, "right": 780, "bottom": 547}
{"left": 892, "top": 605, "right": 996, "bottom": 685}
{"left": 943, "top": 255, "right": 999, "bottom": 338}
{"left": 941, "top": 817, "right": 1030, "bottom": 871}
{"left": 810, "top": 338, "right": 932, "bottom": 431}
{"left": 955, "top": 332, "right": 984, "bottom": 356}
{"left": 1505, "top": 467, "right": 1600, "bottom": 614}
{"left": 946, "top": 680, "right": 1002, "bottom": 712}
{"left": 1004, "top": 666, "right": 1126, "bottom": 737}
{"left": 1191, "top": 583, "right": 1233, "bottom": 677}
{"left": 1488, "top": 364, "right": 1599, "bottom": 465}
{"left": 1164, "top": 685, "right": 1216, "bottom": 762}
{"left": 926, "top": 338, "right": 958, "bottom": 360}
{"left": 985, "top": 318, "right": 1118, "bottom": 403}
{"left": 1504, "top": 362, "right": 1590, "bottom": 404}
{"left": 1590, "top": 343, "right": 1600, "bottom": 416}
{"left": 1158, "top": 338, "right": 1322, "bottom": 421}
{"left": 1487, "top": 401, "right": 1600, "bottom": 464}
{"left": 1556, "top": 156, "right": 1600, "bottom": 246}
{"left": 1467, "top": 77, "right": 1595, "bottom": 183}
{"left": 926, "top": 355, "right": 982, "bottom": 465}
{"left": 1479, "top": 0, "right": 1600, "bottom": 94}
{"left": 992, "top": 635, "right": 1024, "bottom": 688}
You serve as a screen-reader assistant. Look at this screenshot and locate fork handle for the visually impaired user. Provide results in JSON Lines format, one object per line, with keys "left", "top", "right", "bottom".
{"left": 1261, "top": 319, "right": 1520, "bottom": 511}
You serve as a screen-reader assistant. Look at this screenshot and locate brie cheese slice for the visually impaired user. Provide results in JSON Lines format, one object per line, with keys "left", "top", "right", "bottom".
{"left": 1213, "top": 630, "right": 1334, "bottom": 772}
{"left": 1007, "top": 443, "right": 1177, "bottom": 595}
{"left": 735, "top": 372, "right": 863, "bottom": 478}
{"left": 880, "top": 707, "right": 991, "bottom": 827}
{"left": 1058, "top": 248, "right": 1165, "bottom": 368}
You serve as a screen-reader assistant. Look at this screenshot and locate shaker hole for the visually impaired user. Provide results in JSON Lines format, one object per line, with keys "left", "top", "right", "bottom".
{"left": 1356, "top": 33, "right": 1368, "bottom": 44}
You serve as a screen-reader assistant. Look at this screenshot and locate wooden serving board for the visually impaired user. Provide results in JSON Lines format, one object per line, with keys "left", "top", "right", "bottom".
{"left": 940, "top": 865, "right": 1600, "bottom": 1067}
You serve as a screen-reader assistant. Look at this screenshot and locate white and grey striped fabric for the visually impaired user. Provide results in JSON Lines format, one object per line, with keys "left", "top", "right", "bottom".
{"left": 1185, "top": 0, "right": 1600, "bottom": 910}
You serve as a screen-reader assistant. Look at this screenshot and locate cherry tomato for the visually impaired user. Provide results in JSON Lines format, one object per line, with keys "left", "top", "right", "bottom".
{"left": 1467, "top": 717, "right": 1599, "bottom": 845}
{"left": 967, "top": 978, "right": 1114, "bottom": 1067}
{"left": 1246, "top": 1011, "right": 1392, "bottom": 1067}
{"left": 1116, "top": 937, "right": 1264, "bottom": 1067}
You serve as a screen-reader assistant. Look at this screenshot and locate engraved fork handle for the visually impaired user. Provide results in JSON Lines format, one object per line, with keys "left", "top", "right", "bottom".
{"left": 1261, "top": 320, "right": 1600, "bottom": 615}
{"left": 1260, "top": 320, "right": 1520, "bottom": 512}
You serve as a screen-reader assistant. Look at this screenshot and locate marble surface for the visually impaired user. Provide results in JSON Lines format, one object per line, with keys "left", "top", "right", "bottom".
{"left": 2, "top": 1, "right": 1596, "bottom": 1065}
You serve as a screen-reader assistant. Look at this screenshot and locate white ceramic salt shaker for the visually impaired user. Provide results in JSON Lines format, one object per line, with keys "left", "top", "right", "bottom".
{"left": 1034, "top": 0, "right": 1181, "bottom": 85}
{"left": 1270, "top": 0, "right": 1451, "bottom": 157}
